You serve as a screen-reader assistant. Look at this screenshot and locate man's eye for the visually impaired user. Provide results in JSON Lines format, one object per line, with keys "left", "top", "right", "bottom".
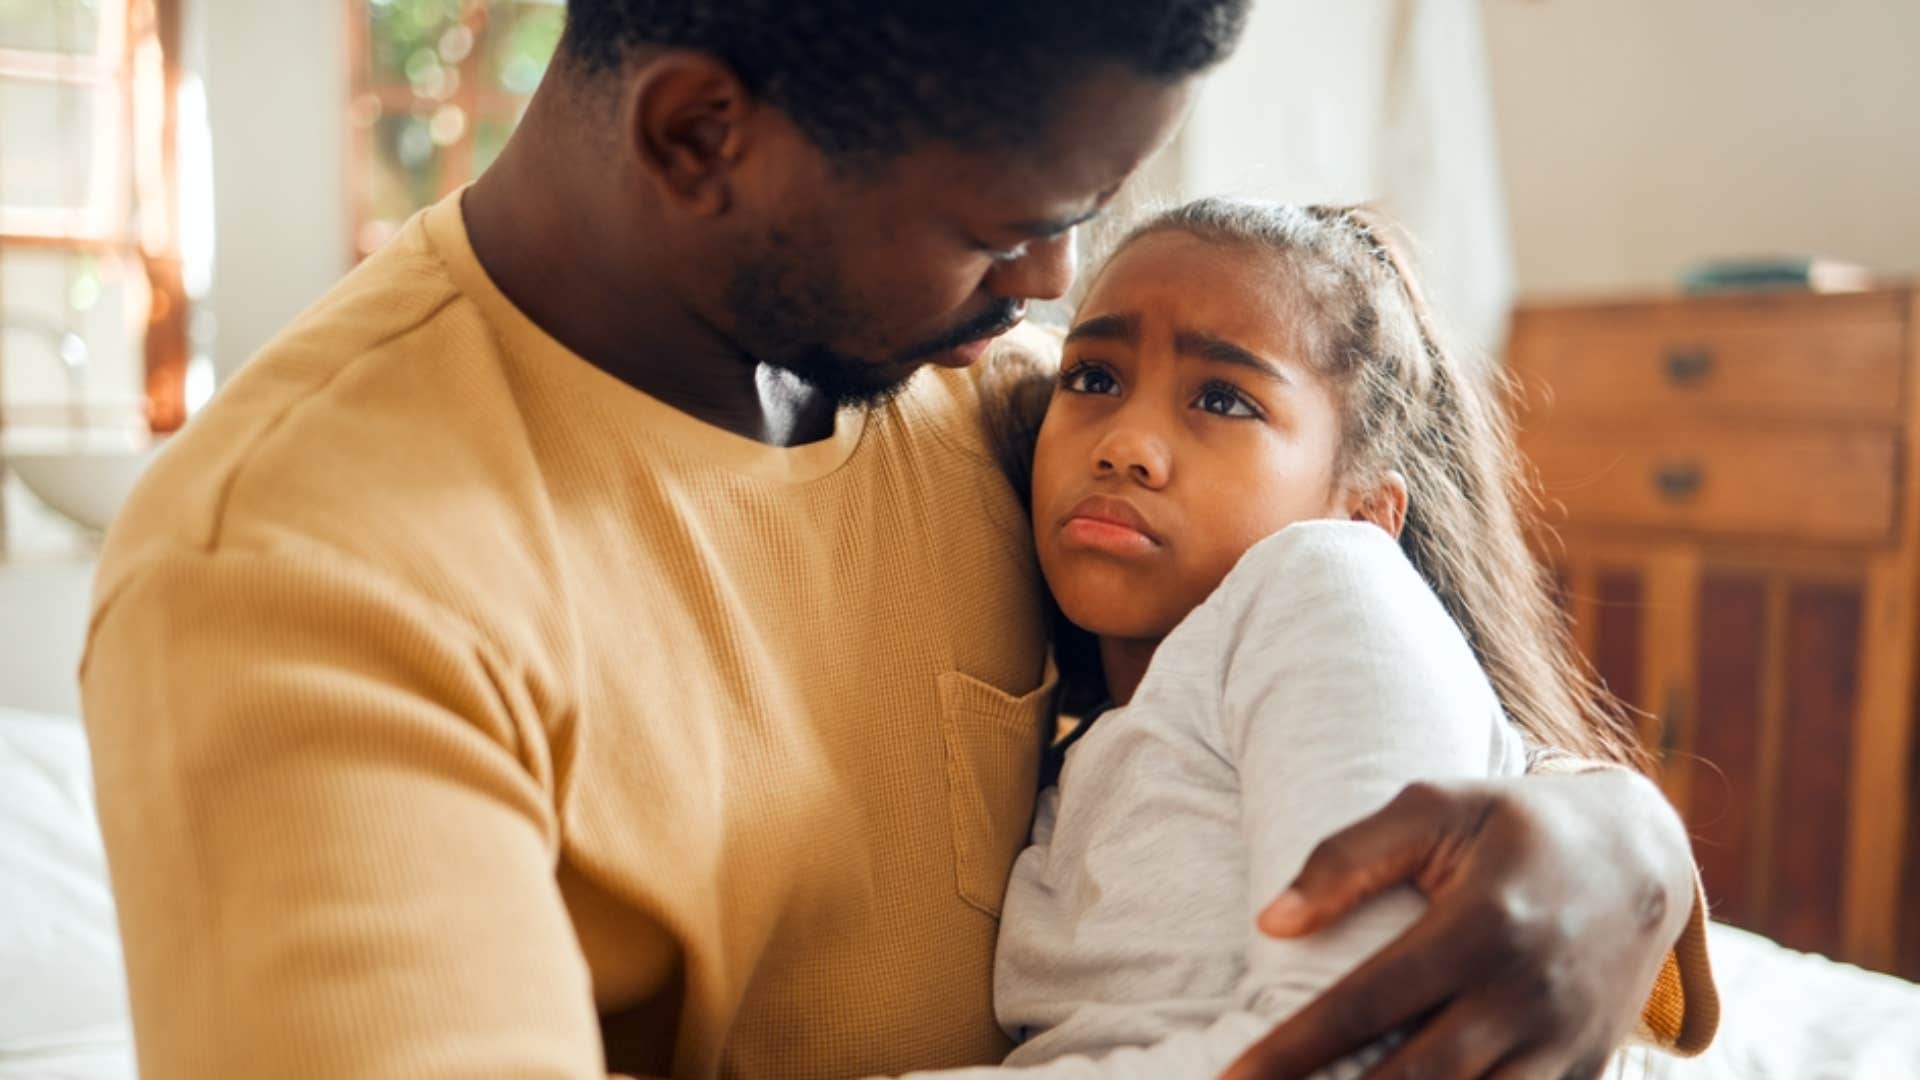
{"left": 1195, "top": 385, "right": 1258, "bottom": 418}
{"left": 986, "top": 242, "right": 1031, "bottom": 262}
{"left": 1061, "top": 363, "right": 1119, "bottom": 396}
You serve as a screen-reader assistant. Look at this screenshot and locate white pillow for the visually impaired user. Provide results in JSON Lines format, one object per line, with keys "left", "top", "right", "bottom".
{"left": 0, "top": 708, "right": 134, "bottom": 1079}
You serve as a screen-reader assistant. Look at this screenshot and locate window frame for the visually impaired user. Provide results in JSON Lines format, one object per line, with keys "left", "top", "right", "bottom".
{"left": 0, "top": 0, "right": 188, "bottom": 437}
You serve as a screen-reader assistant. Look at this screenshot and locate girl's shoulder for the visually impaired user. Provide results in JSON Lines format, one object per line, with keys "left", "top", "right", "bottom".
{"left": 1145, "top": 520, "right": 1430, "bottom": 688}
{"left": 1213, "top": 520, "right": 1418, "bottom": 610}
{"left": 1192, "top": 519, "right": 1477, "bottom": 689}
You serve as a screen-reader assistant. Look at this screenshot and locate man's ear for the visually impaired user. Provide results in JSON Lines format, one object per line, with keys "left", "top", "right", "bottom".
{"left": 1349, "top": 469, "right": 1409, "bottom": 539}
{"left": 626, "top": 52, "right": 752, "bottom": 217}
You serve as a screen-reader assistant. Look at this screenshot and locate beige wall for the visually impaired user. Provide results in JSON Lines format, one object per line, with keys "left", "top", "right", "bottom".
{"left": 1488, "top": 0, "right": 1920, "bottom": 300}
{"left": 0, "top": 557, "right": 93, "bottom": 713}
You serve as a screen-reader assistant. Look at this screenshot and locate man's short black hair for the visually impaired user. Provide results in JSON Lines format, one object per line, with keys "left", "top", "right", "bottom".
{"left": 561, "top": 1, "right": 1249, "bottom": 160}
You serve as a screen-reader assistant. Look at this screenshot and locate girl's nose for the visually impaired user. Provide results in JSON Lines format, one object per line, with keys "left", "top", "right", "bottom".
{"left": 1092, "top": 423, "right": 1171, "bottom": 488}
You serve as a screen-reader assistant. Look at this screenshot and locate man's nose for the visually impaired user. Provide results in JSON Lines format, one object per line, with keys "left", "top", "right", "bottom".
{"left": 1092, "top": 420, "right": 1171, "bottom": 488}
{"left": 984, "top": 230, "right": 1077, "bottom": 302}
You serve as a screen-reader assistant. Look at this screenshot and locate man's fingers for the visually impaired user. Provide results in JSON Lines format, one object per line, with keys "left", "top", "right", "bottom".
{"left": 1355, "top": 995, "right": 1516, "bottom": 1080}
{"left": 1222, "top": 905, "right": 1479, "bottom": 1080}
{"left": 1259, "top": 782, "right": 1473, "bottom": 937}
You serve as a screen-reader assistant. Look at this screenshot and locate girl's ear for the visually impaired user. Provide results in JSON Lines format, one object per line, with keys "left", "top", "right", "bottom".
{"left": 1349, "top": 470, "right": 1409, "bottom": 539}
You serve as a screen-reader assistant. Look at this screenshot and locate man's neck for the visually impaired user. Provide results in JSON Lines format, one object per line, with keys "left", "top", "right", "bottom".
{"left": 460, "top": 107, "right": 837, "bottom": 447}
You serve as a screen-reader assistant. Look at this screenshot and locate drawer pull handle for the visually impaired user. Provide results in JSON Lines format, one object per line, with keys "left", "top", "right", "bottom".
{"left": 1654, "top": 464, "right": 1704, "bottom": 501}
{"left": 1664, "top": 348, "right": 1715, "bottom": 385}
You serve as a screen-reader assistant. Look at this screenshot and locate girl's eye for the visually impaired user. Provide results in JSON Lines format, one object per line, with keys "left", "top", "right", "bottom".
{"left": 1061, "top": 362, "right": 1120, "bottom": 396}
{"left": 1194, "top": 383, "right": 1259, "bottom": 418}
{"left": 981, "top": 241, "right": 1031, "bottom": 262}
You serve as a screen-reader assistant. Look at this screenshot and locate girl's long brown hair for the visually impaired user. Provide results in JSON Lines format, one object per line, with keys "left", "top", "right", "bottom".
{"left": 988, "top": 197, "right": 1646, "bottom": 768}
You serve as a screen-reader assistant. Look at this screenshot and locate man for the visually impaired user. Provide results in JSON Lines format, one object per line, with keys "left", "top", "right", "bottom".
{"left": 83, "top": 2, "right": 1713, "bottom": 1077}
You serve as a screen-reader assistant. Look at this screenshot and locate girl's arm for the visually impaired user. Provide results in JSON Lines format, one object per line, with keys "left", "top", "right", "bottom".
{"left": 1213, "top": 522, "right": 1518, "bottom": 1041}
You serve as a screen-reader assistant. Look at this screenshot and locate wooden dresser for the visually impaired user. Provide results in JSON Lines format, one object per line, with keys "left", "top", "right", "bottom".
{"left": 1508, "top": 286, "right": 1920, "bottom": 980}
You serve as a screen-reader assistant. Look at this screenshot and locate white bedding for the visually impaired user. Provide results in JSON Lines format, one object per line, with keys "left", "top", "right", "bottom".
{"left": 1631, "top": 922, "right": 1920, "bottom": 1080}
{"left": 0, "top": 708, "right": 133, "bottom": 1080}
{"left": 3, "top": 705, "right": 1915, "bottom": 1079}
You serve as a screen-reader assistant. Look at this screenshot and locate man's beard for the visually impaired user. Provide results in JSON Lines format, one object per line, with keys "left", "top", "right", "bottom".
{"left": 725, "top": 230, "right": 1022, "bottom": 408}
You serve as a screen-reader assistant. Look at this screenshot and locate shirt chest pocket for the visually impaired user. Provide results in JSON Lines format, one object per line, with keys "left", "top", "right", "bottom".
{"left": 938, "top": 667, "right": 1056, "bottom": 918}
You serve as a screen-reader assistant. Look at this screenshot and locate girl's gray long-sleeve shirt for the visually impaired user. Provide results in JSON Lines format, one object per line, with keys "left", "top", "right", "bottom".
{"left": 893, "top": 521, "right": 1526, "bottom": 1079}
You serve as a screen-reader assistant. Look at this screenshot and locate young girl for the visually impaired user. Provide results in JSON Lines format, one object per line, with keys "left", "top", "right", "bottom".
{"left": 899, "top": 198, "right": 1645, "bottom": 1078}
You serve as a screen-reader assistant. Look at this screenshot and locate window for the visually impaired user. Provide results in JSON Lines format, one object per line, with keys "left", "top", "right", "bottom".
{"left": 0, "top": 0, "right": 188, "bottom": 439}
{"left": 348, "top": 0, "right": 563, "bottom": 260}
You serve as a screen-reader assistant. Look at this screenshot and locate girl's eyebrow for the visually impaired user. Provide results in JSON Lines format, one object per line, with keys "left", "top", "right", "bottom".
{"left": 1065, "top": 311, "right": 1141, "bottom": 345}
{"left": 1067, "top": 313, "right": 1291, "bottom": 385}
{"left": 1173, "top": 329, "right": 1289, "bottom": 384}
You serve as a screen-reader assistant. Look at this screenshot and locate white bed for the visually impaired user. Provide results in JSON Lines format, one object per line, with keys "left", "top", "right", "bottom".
{"left": 3, "top": 705, "right": 1915, "bottom": 1079}
{"left": 1632, "top": 923, "right": 1920, "bottom": 1080}
{"left": 0, "top": 708, "right": 133, "bottom": 1080}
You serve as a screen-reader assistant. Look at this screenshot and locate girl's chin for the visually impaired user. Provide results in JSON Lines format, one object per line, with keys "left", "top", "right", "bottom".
{"left": 1055, "top": 596, "right": 1178, "bottom": 644}
{"left": 1044, "top": 556, "right": 1187, "bottom": 640}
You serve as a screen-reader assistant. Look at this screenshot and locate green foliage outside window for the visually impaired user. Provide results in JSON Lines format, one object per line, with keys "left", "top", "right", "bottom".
{"left": 353, "top": 0, "right": 562, "bottom": 257}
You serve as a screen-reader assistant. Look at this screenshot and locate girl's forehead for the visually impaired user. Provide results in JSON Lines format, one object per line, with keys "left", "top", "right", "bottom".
{"left": 1076, "top": 231, "right": 1302, "bottom": 343}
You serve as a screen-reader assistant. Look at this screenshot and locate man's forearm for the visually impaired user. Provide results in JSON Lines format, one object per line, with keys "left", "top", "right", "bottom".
{"left": 1228, "top": 764, "right": 1719, "bottom": 1078}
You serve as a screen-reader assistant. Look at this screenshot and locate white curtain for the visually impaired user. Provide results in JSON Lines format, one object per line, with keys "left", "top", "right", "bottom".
{"left": 1173, "top": 0, "right": 1515, "bottom": 365}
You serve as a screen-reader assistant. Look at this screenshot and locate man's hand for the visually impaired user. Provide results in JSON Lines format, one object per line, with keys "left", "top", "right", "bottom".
{"left": 1222, "top": 771, "right": 1693, "bottom": 1080}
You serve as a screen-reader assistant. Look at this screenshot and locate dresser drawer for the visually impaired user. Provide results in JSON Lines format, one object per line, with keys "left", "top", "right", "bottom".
{"left": 1511, "top": 297, "right": 1910, "bottom": 426}
{"left": 1523, "top": 427, "right": 1902, "bottom": 545}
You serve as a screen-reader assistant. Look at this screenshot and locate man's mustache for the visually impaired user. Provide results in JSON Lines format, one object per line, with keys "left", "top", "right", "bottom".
{"left": 906, "top": 303, "right": 1027, "bottom": 360}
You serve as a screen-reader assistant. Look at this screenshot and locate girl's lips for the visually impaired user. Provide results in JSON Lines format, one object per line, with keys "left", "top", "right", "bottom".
{"left": 1060, "top": 516, "right": 1158, "bottom": 555}
{"left": 1059, "top": 494, "right": 1162, "bottom": 555}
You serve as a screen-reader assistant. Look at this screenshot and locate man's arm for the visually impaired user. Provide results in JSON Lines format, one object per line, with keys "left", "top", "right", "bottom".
{"left": 83, "top": 549, "right": 645, "bottom": 1078}
{"left": 1224, "top": 769, "right": 1709, "bottom": 1080}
